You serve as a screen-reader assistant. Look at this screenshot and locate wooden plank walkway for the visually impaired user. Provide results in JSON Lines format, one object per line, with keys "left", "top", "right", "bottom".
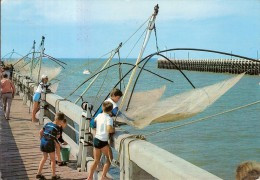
{"left": 0, "top": 95, "right": 88, "bottom": 180}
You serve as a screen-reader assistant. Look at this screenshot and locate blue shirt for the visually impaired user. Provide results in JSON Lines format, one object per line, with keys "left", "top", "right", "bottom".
{"left": 90, "top": 98, "right": 120, "bottom": 128}
{"left": 42, "top": 122, "right": 60, "bottom": 141}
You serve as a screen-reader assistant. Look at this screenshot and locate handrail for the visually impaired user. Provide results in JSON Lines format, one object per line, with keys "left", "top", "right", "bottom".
{"left": 12, "top": 71, "right": 222, "bottom": 180}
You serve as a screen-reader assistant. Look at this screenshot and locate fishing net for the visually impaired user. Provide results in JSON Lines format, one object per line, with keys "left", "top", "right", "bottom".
{"left": 117, "top": 73, "right": 245, "bottom": 129}
{"left": 49, "top": 82, "right": 59, "bottom": 93}
{"left": 17, "top": 61, "right": 62, "bottom": 82}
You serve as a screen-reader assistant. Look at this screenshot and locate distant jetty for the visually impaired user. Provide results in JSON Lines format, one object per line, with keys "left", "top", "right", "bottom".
{"left": 157, "top": 59, "right": 260, "bottom": 75}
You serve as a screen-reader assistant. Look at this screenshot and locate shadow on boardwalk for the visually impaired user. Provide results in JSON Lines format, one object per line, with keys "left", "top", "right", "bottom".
{"left": 0, "top": 107, "right": 28, "bottom": 179}
{"left": 0, "top": 96, "right": 88, "bottom": 180}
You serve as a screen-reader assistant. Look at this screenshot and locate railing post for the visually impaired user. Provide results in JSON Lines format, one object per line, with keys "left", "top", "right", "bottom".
{"left": 39, "top": 85, "right": 47, "bottom": 125}
{"left": 77, "top": 109, "right": 87, "bottom": 167}
{"left": 77, "top": 102, "right": 93, "bottom": 171}
{"left": 17, "top": 75, "right": 21, "bottom": 95}
{"left": 22, "top": 78, "right": 29, "bottom": 105}
{"left": 119, "top": 137, "right": 154, "bottom": 180}
{"left": 80, "top": 103, "right": 92, "bottom": 171}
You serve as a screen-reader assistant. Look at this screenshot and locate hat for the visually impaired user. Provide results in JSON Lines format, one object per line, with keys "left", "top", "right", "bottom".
{"left": 41, "top": 74, "right": 48, "bottom": 79}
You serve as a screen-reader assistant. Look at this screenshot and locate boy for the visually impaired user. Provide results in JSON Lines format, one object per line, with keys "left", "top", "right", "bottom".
{"left": 87, "top": 101, "right": 115, "bottom": 180}
{"left": 90, "top": 88, "right": 123, "bottom": 128}
{"left": 36, "top": 112, "right": 66, "bottom": 180}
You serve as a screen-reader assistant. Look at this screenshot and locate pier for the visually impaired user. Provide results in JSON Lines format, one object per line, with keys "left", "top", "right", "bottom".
{"left": 0, "top": 71, "right": 223, "bottom": 179}
{"left": 157, "top": 59, "right": 260, "bottom": 75}
{"left": 0, "top": 95, "right": 88, "bottom": 180}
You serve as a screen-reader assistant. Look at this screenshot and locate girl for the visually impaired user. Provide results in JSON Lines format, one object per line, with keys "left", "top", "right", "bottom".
{"left": 32, "top": 74, "right": 48, "bottom": 122}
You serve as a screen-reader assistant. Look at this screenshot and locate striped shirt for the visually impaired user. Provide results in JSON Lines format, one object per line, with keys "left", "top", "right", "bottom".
{"left": 43, "top": 122, "right": 60, "bottom": 140}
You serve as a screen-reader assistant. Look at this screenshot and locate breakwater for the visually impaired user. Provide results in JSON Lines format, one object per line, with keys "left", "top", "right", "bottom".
{"left": 157, "top": 59, "right": 260, "bottom": 75}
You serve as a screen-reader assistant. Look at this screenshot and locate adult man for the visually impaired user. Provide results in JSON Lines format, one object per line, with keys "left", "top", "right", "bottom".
{"left": 1, "top": 74, "right": 16, "bottom": 120}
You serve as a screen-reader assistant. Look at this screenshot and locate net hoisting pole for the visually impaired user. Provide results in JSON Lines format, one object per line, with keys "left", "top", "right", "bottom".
{"left": 74, "top": 43, "right": 122, "bottom": 104}
{"left": 37, "top": 36, "right": 45, "bottom": 83}
{"left": 118, "top": 4, "right": 159, "bottom": 112}
{"left": 30, "top": 40, "right": 36, "bottom": 79}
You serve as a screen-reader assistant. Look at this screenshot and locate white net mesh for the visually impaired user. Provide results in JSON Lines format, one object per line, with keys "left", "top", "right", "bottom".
{"left": 17, "top": 62, "right": 62, "bottom": 82}
{"left": 118, "top": 73, "right": 245, "bottom": 129}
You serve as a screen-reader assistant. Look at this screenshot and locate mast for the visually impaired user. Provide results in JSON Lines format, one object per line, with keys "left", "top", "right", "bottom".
{"left": 30, "top": 40, "right": 36, "bottom": 79}
{"left": 118, "top": 4, "right": 159, "bottom": 112}
{"left": 37, "top": 36, "right": 45, "bottom": 83}
{"left": 74, "top": 43, "right": 122, "bottom": 104}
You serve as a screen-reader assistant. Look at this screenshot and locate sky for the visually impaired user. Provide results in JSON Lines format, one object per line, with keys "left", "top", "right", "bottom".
{"left": 1, "top": 0, "right": 260, "bottom": 59}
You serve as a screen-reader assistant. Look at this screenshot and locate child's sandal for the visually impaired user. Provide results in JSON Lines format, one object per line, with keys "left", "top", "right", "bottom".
{"left": 57, "top": 161, "right": 67, "bottom": 166}
{"left": 49, "top": 160, "right": 58, "bottom": 165}
{"left": 51, "top": 175, "right": 61, "bottom": 180}
{"left": 36, "top": 174, "right": 46, "bottom": 180}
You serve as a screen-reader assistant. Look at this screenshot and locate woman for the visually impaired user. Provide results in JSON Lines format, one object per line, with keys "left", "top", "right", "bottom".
{"left": 32, "top": 74, "right": 48, "bottom": 122}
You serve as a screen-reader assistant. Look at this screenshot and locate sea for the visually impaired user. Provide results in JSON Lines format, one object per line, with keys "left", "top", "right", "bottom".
{"left": 53, "top": 58, "right": 259, "bottom": 180}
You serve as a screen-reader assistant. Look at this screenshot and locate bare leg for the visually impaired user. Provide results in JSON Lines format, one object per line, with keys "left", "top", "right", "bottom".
{"left": 101, "top": 145, "right": 113, "bottom": 180}
{"left": 5, "top": 94, "right": 12, "bottom": 119}
{"left": 32, "top": 101, "right": 39, "bottom": 122}
{"left": 37, "top": 152, "right": 48, "bottom": 175}
{"left": 87, "top": 148, "right": 101, "bottom": 180}
{"left": 49, "top": 152, "right": 56, "bottom": 176}
{"left": 2, "top": 95, "right": 7, "bottom": 112}
{"left": 55, "top": 142, "right": 62, "bottom": 162}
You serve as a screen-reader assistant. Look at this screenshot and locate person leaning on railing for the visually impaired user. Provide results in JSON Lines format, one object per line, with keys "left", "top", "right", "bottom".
{"left": 32, "top": 74, "right": 48, "bottom": 122}
{"left": 236, "top": 161, "right": 260, "bottom": 180}
{"left": 0, "top": 73, "right": 16, "bottom": 120}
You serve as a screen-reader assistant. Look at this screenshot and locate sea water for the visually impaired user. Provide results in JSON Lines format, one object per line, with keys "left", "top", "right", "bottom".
{"left": 54, "top": 58, "right": 259, "bottom": 180}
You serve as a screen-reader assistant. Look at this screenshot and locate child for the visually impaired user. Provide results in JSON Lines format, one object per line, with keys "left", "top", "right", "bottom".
{"left": 32, "top": 74, "right": 48, "bottom": 122}
{"left": 55, "top": 120, "right": 68, "bottom": 166}
{"left": 90, "top": 88, "right": 123, "bottom": 128}
{"left": 87, "top": 101, "right": 115, "bottom": 180}
{"left": 236, "top": 161, "right": 260, "bottom": 180}
{"left": 36, "top": 112, "right": 66, "bottom": 180}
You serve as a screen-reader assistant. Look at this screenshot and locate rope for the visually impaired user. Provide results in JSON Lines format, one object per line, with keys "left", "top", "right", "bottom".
{"left": 122, "top": 16, "right": 151, "bottom": 46}
{"left": 144, "top": 100, "right": 260, "bottom": 137}
{"left": 56, "top": 50, "right": 113, "bottom": 84}
{"left": 114, "top": 134, "right": 146, "bottom": 171}
{"left": 154, "top": 24, "right": 160, "bottom": 53}
{"left": 92, "top": 60, "right": 111, "bottom": 108}
{"left": 65, "top": 51, "right": 115, "bottom": 100}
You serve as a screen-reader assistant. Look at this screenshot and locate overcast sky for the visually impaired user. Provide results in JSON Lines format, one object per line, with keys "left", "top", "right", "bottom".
{"left": 2, "top": 0, "right": 260, "bottom": 59}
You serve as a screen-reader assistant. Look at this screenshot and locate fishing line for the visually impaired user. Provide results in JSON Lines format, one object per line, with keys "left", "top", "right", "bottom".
{"left": 57, "top": 50, "right": 113, "bottom": 85}
{"left": 122, "top": 16, "right": 151, "bottom": 46}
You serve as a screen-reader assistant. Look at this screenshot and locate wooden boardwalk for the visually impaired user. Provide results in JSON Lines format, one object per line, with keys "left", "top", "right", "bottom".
{"left": 0, "top": 95, "right": 88, "bottom": 180}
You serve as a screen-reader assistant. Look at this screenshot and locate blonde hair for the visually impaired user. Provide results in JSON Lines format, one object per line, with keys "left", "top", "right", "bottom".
{"left": 236, "top": 161, "right": 260, "bottom": 180}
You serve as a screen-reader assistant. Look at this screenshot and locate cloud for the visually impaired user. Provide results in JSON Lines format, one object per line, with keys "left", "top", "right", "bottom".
{"left": 2, "top": 0, "right": 247, "bottom": 26}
